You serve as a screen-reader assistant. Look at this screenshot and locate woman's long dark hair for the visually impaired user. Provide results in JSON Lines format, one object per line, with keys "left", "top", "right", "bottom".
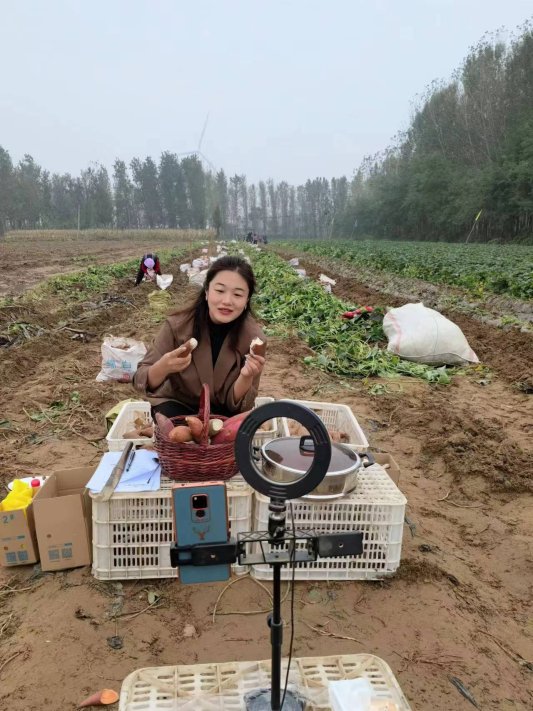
{"left": 175, "top": 256, "right": 257, "bottom": 349}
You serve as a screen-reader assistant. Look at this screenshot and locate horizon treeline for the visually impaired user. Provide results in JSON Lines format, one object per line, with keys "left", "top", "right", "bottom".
{"left": 0, "top": 147, "right": 348, "bottom": 241}
{"left": 0, "top": 21, "right": 532, "bottom": 243}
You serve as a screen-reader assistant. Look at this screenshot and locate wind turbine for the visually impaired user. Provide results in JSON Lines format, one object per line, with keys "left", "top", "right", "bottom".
{"left": 177, "top": 112, "right": 216, "bottom": 173}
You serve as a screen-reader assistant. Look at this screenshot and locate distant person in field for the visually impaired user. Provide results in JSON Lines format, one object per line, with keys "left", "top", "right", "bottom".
{"left": 262, "top": 234, "right": 268, "bottom": 245}
{"left": 245, "top": 231, "right": 253, "bottom": 243}
{"left": 135, "top": 253, "right": 162, "bottom": 286}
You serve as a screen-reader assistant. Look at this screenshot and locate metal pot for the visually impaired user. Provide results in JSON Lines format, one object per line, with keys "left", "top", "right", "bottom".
{"left": 260, "top": 436, "right": 375, "bottom": 500}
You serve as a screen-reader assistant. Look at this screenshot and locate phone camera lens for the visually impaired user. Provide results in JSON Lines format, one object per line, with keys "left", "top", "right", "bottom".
{"left": 192, "top": 494, "right": 208, "bottom": 509}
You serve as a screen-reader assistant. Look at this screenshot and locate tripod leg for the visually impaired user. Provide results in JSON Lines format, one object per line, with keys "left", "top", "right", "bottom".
{"left": 269, "top": 563, "right": 283, "bottom": 710}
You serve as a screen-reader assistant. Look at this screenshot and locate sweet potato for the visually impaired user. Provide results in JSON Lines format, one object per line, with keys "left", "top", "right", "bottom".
{"left": 168, "top": 426, "right": 193, "bottom": 443}
{"left": 122, "top": 429, "right": 149, "bottom": 439}
{"left": 155, "top": 412, "right": 174, "bottom": 438}
{"left": 249, "top": 337, "right": 266, "bottom": 357}
{"left": 287, "top": 420, "right": 348, "bottom": 444}
{"left": 138, "top": 424, "right": 154, "bottom": 438}
{"left": 78, "top": 688, "right": 119, "bottom": 707}
{"left": 288, "top": 420, "right": 308, "bottom": 437}
{"left": 176, "top": 337, "right": 198, "bottom": 356}
{"left": 329, "top": 429, "right": 350, "bottom": 443}
{"left": 185, "top": 416, "right": 204, "bottom": 442}
{"left": 208, "top": 418, "right": 224, "bottom": 437}
{"left": 210, "top": 410, "right": 251, "bottom": 444}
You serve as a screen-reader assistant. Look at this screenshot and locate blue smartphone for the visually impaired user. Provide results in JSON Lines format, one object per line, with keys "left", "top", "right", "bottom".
{"left": 171, "top": 481, "right": 230, "bottom": 584}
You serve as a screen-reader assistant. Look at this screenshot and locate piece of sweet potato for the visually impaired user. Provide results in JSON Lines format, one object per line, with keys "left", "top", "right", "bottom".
{"left": 185, "top": 416, "right": 204, "bottom": 442}
{"left": 210, "top": 410, "right": 251, "bottom": 444}
{"left": 249, "top": 337, "right": 266, "bottom": 357}
{"left": 78, "top": 688, "right": 119, "bottom": 707}
{"left": 155, "top": 412, "right": 174, "bottom": 438}
{"left": 168, "top": 426, "right": 193, "bottom": 443}
{"left": 328, "top": 429, "right": 350, "bottom": 443}
{"left": 208, "top": 418, "right": 224, "bottom": 437}
{"left": 122, "top": 429, "right": 144, "bottom": 439}
{"left": 176, "top": 337, "right": 198, "bottom": 356}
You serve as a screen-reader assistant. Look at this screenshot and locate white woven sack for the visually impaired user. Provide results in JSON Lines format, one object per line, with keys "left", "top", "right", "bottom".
{"left": 156, "top": 274, "right": 173, "bottom": 290}
{"left": 189, "top": 269, "right": 208, "bottom": 287}
{"left": 192, "top": 257, "right": 209, "bottom": 269}
{"left": 95, "top": 336, "right": 147, "bottom": 382}
{"left": 383, "top": 303, "right": 479, "bottom": 366}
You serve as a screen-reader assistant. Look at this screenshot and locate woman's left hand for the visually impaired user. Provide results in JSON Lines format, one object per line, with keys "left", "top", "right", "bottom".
{"left": 240, "top": 353, "right": 265, "bottom": 379}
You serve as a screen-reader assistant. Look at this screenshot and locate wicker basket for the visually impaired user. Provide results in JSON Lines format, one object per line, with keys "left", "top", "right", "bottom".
{"left": 154, "top": 384, "right": 239, "bottom": 481}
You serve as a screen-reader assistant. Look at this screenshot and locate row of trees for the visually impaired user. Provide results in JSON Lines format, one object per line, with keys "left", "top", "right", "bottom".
{"left": 343, "top": 22, "right": 533, "bottom": 242}
{"left": 1, "top": 23, "right": 531, "bottom": 241}
{"left": 0, "top": 146, "right": 348, "bottom": 240}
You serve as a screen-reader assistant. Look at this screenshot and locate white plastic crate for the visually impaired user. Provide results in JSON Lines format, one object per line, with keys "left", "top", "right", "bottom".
{"left": 119, "top": 654, "right": 412, "bottom": 710}
{"left": 280, "top": 398, "right": 369, "bottom": 452}
{"left": 106, "top": 399, "right": 285, "bottom": 454}
{"left": 252, "top": 396, "right": 277, "bottom": 448}
{"left": 252, "top": 396, "right": 290, "bottom": 449}
{"left": 106, "top": 401, "right": 154, "bottom": 452}
{"left": 228, "top": 397, "right": 290, "bottom": 486}
{"left": 250, "top": 464, "right": 406, "bottom": 581}
{"left": 91, "top": 478, "right": 252, "bottom": 580}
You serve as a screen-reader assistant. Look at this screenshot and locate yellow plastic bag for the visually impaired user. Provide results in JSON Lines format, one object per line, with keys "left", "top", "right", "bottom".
{"left": 0, "top": 480, "right": 33, "bottom": 512}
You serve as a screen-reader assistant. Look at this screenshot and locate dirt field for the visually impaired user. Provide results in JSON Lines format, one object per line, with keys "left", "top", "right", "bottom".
{"left": 0, "top": 229, "right": 206, "bottom": 298}
{"left": 0, "top": 233, "right": 532, "bottom": 711}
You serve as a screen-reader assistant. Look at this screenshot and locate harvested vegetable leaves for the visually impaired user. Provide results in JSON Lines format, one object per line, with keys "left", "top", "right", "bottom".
{"left": 249, "top": 249, "right": 451, "bottom": 383}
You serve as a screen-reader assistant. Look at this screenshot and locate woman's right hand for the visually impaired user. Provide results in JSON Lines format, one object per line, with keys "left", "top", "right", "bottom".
{"left": 147, "top": 347, "right": 192, "bottom": 390}
{"left": 160, "top": 347, "right": 193, "bottom": 375}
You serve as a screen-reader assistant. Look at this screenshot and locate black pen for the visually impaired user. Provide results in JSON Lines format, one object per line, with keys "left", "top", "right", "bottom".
{"left": 125, "top": 448, "right": 136, "bottom": 472}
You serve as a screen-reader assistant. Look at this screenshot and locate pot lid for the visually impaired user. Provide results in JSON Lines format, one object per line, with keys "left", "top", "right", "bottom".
{"left": 262, "top": 436, "right": 360, "bottom": 475}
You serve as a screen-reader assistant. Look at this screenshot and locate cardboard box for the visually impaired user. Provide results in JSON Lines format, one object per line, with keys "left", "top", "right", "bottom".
{"left": 33, "top": 467, "right": 93, "bottom": 572}
{"left": 0, "top": 497, "right": 40, "bottom": 567}
{"left": 374, "top": 453, "right": 401, "bottom": 487}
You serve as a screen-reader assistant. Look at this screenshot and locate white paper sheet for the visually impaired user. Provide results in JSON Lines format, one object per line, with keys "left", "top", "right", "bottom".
{"left": 86, "top": 450, "right": 161, "bottom": 493}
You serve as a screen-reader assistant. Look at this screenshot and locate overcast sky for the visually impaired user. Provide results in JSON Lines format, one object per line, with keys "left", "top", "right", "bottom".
{"left": 1, "top": 0, "right": 531, "bottom": 184}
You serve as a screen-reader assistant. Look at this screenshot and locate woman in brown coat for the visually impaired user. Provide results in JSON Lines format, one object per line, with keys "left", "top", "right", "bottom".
{"left": 133, "top": 256, "right": 266, "bottom": 418}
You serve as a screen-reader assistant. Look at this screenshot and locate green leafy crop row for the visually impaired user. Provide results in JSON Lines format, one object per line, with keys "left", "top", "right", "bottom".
{"left": 279, "top": 240, "right": 533, "bottom": 299}
{"left": 250, "top": 250, "right": 451, "bottom": 384}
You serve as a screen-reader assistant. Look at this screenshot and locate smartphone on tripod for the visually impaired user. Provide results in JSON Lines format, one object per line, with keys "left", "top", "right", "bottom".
{"left": 171, "top": 481, "right": 230, "bottom": 584}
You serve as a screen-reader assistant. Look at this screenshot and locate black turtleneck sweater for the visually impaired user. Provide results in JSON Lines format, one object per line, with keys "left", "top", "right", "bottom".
{"left": 208, "top": 318, "right": 234, "bottom": 365}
